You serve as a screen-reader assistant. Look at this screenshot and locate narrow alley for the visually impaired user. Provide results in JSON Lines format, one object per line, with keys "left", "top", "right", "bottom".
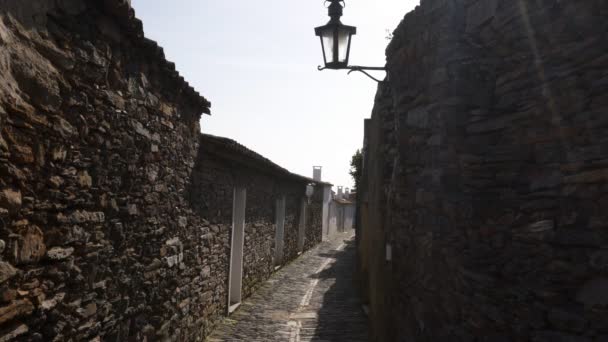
{"left": 4, "top": 1, "right": 608, "bottom": 341}
{"left": 208, "top": 231, "right": 368, "bottom": 342}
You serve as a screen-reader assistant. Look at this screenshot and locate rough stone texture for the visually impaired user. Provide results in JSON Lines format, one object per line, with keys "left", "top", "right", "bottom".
{"left": 209, "top": 232, "right": 368, "bottom": 342}
{"left": 190, "top": 134, "right": 327, "bottom": 301}
{"left": 0, "top": 1, "right": 324, "bottom": 341}
{"left": 0, "top": 1, "right": 211, "bottom": 340}
{"left": 359, "top": 0, "right": 608, "bottom": 341}
{"left": 357, "top": 84, "right": 396, "bottom": 342}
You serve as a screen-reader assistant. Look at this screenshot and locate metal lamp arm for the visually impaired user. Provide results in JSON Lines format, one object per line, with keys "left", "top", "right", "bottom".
{"left": 317, "top": 65, "right": 386, "bottom": 83}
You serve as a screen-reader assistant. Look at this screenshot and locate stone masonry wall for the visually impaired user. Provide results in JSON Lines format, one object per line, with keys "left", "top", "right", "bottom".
{"left": 189, "top": 134, "right": 326, "bottom": 302}
{"left": 0, "top": 1, "right": 324, "bottom": 341}
{"left": 358, "top": 83, "right": 397, "bottom": 342}
{"left": 305, "top": 189, "right": 324, "bottom": 251}
{"left": 0, "top": 1, "right": 218, "bottom": 340}
{"left": 359, "top": 0, "right": 608, "bottom": 341}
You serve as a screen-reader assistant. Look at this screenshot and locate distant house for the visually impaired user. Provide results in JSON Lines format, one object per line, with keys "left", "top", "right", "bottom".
{"left": 328, "top": 186, "right": 357, "bottom": 236}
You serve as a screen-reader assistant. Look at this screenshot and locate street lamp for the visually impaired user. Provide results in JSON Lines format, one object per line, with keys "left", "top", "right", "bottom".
{"left": 315, "top": 0, "right": 385, "bottom": 82}
{"left": 314, "top": 1, "right": 356, "bottom": 70}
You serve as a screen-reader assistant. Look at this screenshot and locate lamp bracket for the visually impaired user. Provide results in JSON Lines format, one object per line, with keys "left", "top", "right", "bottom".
{"left": 317, "top": 65, "right": 386, "bottom": 83}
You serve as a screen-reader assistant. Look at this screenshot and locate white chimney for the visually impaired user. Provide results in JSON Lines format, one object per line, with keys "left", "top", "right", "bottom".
{"left": 313, "top": 166, "right": 322, "bottom": 181}
{"left": 337, "top": 186, "right": 344, "bottom": 199}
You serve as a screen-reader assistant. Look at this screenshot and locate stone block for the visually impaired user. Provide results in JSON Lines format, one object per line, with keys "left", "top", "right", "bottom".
{"left": 0, "top": 133, "right": 8, "bottom": 155}
{"left": 405, "top": 106, "right": 430, "bottom": 129}
{"left": 77, "top": 302, "right": 97, "bottom": 318}
{"left": 77, "top": 170, "right": 92, "bottom": 188}
{"left": 514, "top": 220, "right": 554, "bottom": 242}
{"left": 56, "top": 0, "right": 86, "bottom": 15}
{"left": 131, "top": 119, "right": 161, "bottom": 142}
{"left": 590, "top": 251, "right": 608, "bottom": 271}
{"left": 201, "top": 266, "right": 211, "bottom": 278}
{"left": 46, "top": 247, "right": 74, "bottom": 261}
{"left": 10, "top": 50, "right": 62, "bottom": 112}
{"left": 0, "top": 189, "right": 21, "bottom": 214}
{"left": 0, "top": 299, "right": 34, "bottom": 325}
{"left": 0, "top": 263, "right": 17, "bottom": 284}
{"left": 466, "top": 115, "right": 509, "bottom": 134}
{"left": 530, "top": 171, "right": 562, "bottom": 191}
{"left": 0, "top": 324, "right": 29, "bottom": 341}
{"left": 40, "top": 293, "right": 65, "bottom": 311}
{"left": 553, "top": 230, "right": 605, "bottom": 248}
{"left": 565, "top": 169, "right": 608, "bottom": 184}
{"left": 51, "top": 116, "right": 77, "bottom": 138}
{"left": 50, "top": 145, "right": 67, "bottom": 161}
{"left": 547, "top": 308, "right": 587, "bottom": 333}
{"left": 57, "top": 211, "right": 105, "bottom": 224}
{"left": 11, "top": 145, "right": 34, "bottom": 164}
{"left": 466, "top": 0, "right": 498, "bottom": 32}
{"left": 576, "top": 278, "right": 608, "bottom": 308}
{"left": 11, "top": 226, "right": 46, "bottom": 265}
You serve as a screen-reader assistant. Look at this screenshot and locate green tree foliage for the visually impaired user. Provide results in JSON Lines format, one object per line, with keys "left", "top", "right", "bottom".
{"left": 349, "top": 149, "right": 362, "bottom": 192}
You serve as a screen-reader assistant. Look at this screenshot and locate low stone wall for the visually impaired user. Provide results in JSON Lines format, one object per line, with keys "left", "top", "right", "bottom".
{"left": 359, "top": 0, "right": 608, "bottom": 341}
{"left": 305, "top": 190, "right": 324, "bottom": 251}
{"left": 190, "top": 134, "right": 327, "bottom": 299}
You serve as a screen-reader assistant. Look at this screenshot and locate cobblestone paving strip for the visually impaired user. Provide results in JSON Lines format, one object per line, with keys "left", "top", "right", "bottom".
{"left": 207, "top": 231, "right": 369, "bottom": 342}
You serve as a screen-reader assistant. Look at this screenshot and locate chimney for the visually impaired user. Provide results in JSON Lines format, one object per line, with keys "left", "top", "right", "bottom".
{"left": 313, "top": 166, "right": 322, "bottom": 181}
{"left": 337, "top": 186, "right": 344, "bottom": 199}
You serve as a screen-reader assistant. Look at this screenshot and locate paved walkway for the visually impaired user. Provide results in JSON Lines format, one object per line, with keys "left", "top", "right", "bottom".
{"left": 207, "top": 231, "right": 369, "bottom": 342}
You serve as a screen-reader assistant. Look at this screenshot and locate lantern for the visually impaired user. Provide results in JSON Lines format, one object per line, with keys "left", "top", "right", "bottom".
{"left": 314, "top": 0, "right": 385, "bottom": 82}
{"left": 315, "top": 0, "right": 356, "bottom": 69}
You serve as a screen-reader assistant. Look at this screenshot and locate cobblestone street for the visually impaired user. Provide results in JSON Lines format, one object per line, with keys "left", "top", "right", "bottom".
{"left": 208, "top": 231, "right": 368, "bottom": 342}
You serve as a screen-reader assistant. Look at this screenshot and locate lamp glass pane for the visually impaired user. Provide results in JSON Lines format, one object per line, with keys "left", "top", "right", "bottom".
{"left": 337, "top": 28, "right": 351, "bottom": 63}
{"left": 321, "top": 30, "right": 335, "bottom": 63}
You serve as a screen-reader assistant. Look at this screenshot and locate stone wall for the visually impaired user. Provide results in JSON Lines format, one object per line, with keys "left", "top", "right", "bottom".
{"left": 0, "top": 1, "right": 324, "bottom": 341}
{"left": 305, "top": 189, "right": 324, "bottom": 251}
{"left": 190, "top": 134, "right": 326, "bottom": 301}
{"left": 359, "top": 0, "right": 608, "bottom": 341}
{"left": 0, "top": 1, "right": 210, "bottom": 340}
{"left": 358, "top": 84, "right": 397, "bottom": 342}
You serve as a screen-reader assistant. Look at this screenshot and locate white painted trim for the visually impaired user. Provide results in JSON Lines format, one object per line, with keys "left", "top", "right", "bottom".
{"left": 321, "top": 185, "right": 331, "bottom": 240}
{"left": 228, "top": 302, "right": 241, "bottom": 314}
{"left": 228, "top": 187, "right": 246, "bottom": 314}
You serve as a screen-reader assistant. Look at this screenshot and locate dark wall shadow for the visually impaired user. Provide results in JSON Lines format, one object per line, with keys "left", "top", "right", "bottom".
{"left": 310, "top": 240, "right": 370, "bottom": 341}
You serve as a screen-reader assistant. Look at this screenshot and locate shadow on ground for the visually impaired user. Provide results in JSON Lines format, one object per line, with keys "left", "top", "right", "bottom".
{"left": 309, "top": 239, "right": 370, "bottom": 341}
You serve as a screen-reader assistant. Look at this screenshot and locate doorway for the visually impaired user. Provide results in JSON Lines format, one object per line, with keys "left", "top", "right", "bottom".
{"left": 228, "top": 187, "right": 246, "bottom": 314}
{"left": 274, "top": 196, "right": 286, "bottom": 266}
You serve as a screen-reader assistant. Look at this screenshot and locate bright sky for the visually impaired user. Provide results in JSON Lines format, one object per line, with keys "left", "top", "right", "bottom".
{"left": 131, "top": 0, "right": 419, "bottom": 189}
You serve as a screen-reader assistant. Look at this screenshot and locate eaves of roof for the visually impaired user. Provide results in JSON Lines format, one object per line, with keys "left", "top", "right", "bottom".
{"left": 200, "top": 133, "right": 333, "bottom": 186}
{"left": 100, "top": 0, "right": 211, "bottom": 116}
